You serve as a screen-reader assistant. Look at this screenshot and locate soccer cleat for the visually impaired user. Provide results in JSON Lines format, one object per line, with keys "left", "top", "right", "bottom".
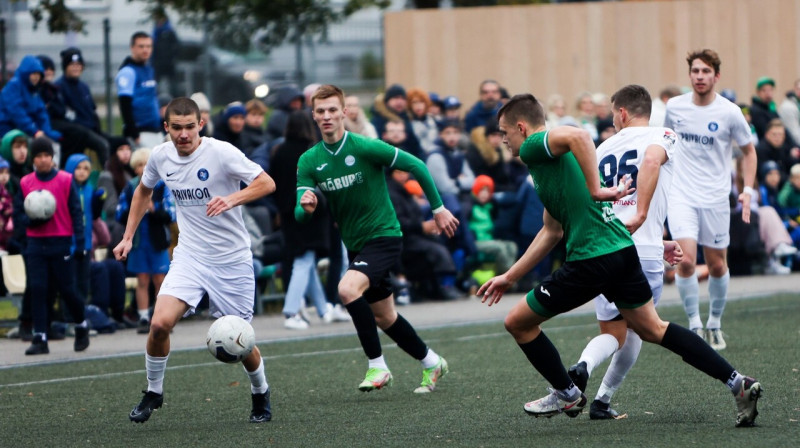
{"left": 74, "top": 326, "right": 90, "bottom": 352}
{"left": 250, "top": 389, "right": 272, "bottom": 423}
{"left": 589, "top": 399, "right": 620, "bottom": 420}
{"left": 414, "top": 357, "right": 449, "bottom": 394}
{"left": 358, "top": 367, "right": 393, "bottom": 392}
{"left": 691, "top": 327, "right": 706, "bottom": 342}
{"left": 523, "top": 388, "right": 587, "bottom": 418}
{"left": 734, "top": 377, "right": 762, "bottom": 427}
{"left": 129, "top": 390, "right": 164, "bottom": 423}
{"left": 706, "top": 328, "right": 727, "bottom": 351}
{"left": 566, "top": 362, "right": 589, "bottom": 417}
{"left": 137, "top": 318, "right": 150, "bottom": 335}
{"left": 25, "top": 334, "right": 49, "bottom": 355}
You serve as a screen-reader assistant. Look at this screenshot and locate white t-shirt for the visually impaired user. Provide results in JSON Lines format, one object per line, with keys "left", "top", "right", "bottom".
{"left": 664, "top": 92, "right": 751, "bottom": 206}
{"left": 142, "top": 137, "right": 263, "bottom": 266}
{"left": 597, "top": 126, "right": 677, "bottom": 260}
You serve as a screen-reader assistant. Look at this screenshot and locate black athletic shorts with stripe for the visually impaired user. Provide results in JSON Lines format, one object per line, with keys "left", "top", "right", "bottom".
{"left": 348, "top": 236, "right": 402, "bottom": 303}
{"left": 526, "top": 245, "right": 652, "bottom": 318}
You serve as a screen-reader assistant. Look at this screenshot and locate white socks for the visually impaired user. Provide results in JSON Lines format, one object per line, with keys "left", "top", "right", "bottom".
{"left": 245, "top": 357, "right": 269, "bottom": 395}
{"left": 138, "top": 309, "right": 150, "bottom": 321}
{"left": 420, "top": 348, "right": 440, "bottom": 369}
{"left": 707, "top": 271, "right": 729, "bottom": 329}
{"left": 368, "top": 355, "right": 388, "bottom": 370}
{"left": 578, "top": 334, "right": 619, "bottom": 375}
{"left": 676, "top": 273, "right": 702, "bottom": 330}
{"left": 145, "top": 353, "right": 169, "bottom": 395}
{"left": 595, "top": 329, "right": 642, "bottom": 404}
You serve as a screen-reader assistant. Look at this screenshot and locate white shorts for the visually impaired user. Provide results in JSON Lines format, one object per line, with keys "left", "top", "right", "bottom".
{"left": 594, "top": 258, "right": 664, "bottom": 321}
{"left": 159, "top": 255, "right": 255, "bottom": 322}
{"left": 668, "top": 198, "right": 730, "bottom": 249}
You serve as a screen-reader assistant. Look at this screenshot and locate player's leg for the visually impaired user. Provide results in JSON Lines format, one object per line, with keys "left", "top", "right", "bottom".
{"left": 570, "top": 295, "right": 626, "bottom": 393}
{"left": 370, "top": 293, "right": 448, "bottom": 393}
{"left": 703, "top": 246, "right": 729, "bottom": 350}
{"left": 130, "top": 294, "right": 187, "bottom": 423}
{"left": 619, "top": 303, "right": 762, "bottom": 427}
{"left": 505, "top": 298, "right": 586, "bottom": 417}
{"left": 670, "top": 200, "right": 704, "bottom": 334}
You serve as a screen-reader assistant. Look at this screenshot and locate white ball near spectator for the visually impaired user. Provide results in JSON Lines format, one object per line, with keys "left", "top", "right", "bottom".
{"left": 24, "top": 189, "right": 57, "bottom": 220}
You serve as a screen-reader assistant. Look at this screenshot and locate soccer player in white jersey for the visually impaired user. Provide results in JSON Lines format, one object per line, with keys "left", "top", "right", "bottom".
{"left": 113, "top": 97, "right": 277, "bottom": 424}
{"left": 664, "top": 49, "right": 757, "bottom": 350}
{"left": 567, "top": 85, "right": 684, "bottom": 419}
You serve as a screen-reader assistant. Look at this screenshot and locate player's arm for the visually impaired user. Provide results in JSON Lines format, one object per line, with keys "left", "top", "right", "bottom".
{"left": 546, "top": 126, "right": 633, "bottom": 202}
{"left": 294, "top": 158, "right": 318, "bottom": 223}
{"left": 478, "top": 209, "right": 563, "bottom": 306}
{"left": 392, "top": 150, "right": 459, "bottom": 238}
{"left": 113, "top": 182, "right": 154, "bottom": 261}
{"left": 737, "top": 142, "right": 757, "bottom": 224}
{"left": 626, "top": 144, "right": 668, "bottom": 234}
{"left": 207, "top": 172, "right": 275, "bottom": 217}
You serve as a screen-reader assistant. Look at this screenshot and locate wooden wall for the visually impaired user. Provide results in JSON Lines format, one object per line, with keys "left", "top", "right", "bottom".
{"left": 384, "top": 0, "right": 800, "bottom": 114}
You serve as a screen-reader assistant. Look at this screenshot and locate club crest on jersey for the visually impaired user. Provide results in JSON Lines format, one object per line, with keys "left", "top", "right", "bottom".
{"left": 197, "top": 168, "right": 209, "bottom": 181}
{"left": 708, "top": 122, "right": 719, "bottom": 132}
{"left": 663, "top": 130, "right": 676, "bottom": 145}
{"left": 345, "top": 155, "right": 356, "bottom": 166}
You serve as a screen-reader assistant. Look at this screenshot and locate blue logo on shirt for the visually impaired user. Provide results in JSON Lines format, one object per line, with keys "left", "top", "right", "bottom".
{"left": 708, "top": 122, "right": 719, "bottom": 132}
{"left": 197, "top": 168, "right": 209, "bottom": 181}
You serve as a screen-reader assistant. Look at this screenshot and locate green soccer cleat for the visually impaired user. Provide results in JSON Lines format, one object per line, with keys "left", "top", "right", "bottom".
{"left": 414, "top": 357, "right": 449, "bottom": 394}
{"left": 358, "top": 367, "right": 393, "bottom": 392}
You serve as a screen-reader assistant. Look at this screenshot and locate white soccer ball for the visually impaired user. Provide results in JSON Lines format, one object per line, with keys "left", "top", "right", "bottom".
{"left": 206, "top": 315, "right": 256, "bottom": 364}
{"left": 24, "top": 189, "right": 57, "bottom": 220}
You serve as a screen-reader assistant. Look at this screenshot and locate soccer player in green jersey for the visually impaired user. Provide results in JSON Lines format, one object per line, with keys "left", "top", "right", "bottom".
{"left": 477, "top": 94, "right": 762, "bottom": 427}
{"left": 296, "top": 85, "right": 460, "bottom": 393}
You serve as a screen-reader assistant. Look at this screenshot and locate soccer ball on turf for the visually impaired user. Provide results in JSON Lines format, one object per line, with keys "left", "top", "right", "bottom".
{"left": 206, "top": 315, "right": 256, "bottom": 363}
{"left": 24, "top": 189, "right": 57, "bottom": 220}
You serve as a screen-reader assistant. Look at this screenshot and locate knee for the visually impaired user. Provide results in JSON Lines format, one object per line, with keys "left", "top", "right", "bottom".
{"left": 373, "top": 309, "right": 397, "bottom": 329}
{"left": 676, "top": 258, "right": 696, "bottom": 276}
{"left": 504, "top": 314, "right": 537, "bottom": 341}
{"left": 338, "top": 284, "right": 359, "bottom": 304}
{"left": 630, "top": 321, "right": 667, "bottom": 344}
{"left": 149, "top": 318, "right": 173, "bottom": 341}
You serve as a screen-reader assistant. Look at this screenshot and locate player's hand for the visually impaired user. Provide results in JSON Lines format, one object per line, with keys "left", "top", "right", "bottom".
{"left": 477, "top": 273, "right": 512, "bottom": 307}
{"left": 663, "top": 240, "right": 683, "bottom": 266}
{"left": 421, "top": 220, "right": 440, "bottom": 236}
{"left": 433, "top": 208, "right": 459, "bottom": 238}
{"left": 207, "top": 196, "right": 234, "bottom": 217}
{"left": 300, "top": 190, "right": 318, "bottom": 214}
{"left": 113, "top": 238, "right": 132, "bottom": 261}
{"left": 737, "top": 192, "right": 751, "bottom": 224}
{"left": 593, "top": 174, "right": 635, "bottom": 202}
{"left": 624, "top": 211, "right": 646, "bottom": 235}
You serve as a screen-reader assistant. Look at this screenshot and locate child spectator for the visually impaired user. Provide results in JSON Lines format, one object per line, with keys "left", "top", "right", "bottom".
{"left": 1, "top": 130, "right": 32, "bottom": 198}
{"left": 468, "top": 175, "right": 518, "bottom": 277}
{"left": 0, "top": 55, "right": 62, "bottom": 142}
{"left": 116, "top": 148, "right": 175, "bottom": 334}
{"left": 241, "top": 98, "right": 270, "bottom": 155}
{"left": 13, "top": 137, "right": 89, "bottom": 355}
{"left": 0, "top": 157, "right": 12, "bottom": 251}
{"left": 407, "top": 88, "right": 439, "bottom": 154}
{"left": 778, "top": 163, "right": 800, "bottom": 248}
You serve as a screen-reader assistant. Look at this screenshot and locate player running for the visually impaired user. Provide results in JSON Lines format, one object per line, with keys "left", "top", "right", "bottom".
{"left": 296, "top": 84, "right": 459, "bottom": 393}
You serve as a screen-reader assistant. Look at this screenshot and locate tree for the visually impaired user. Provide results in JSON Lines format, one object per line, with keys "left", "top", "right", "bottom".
{"left": 26, "top": 0, "right": 86, "bottom": 33}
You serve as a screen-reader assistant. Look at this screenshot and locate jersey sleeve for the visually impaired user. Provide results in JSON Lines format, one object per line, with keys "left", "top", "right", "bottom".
{"left": 729, "top": 106, "right": 754, "bottom": 147}
{"left": 519, "top": 131, "right": 553, "bottom": 166}
{"left": 361, "top": 138, "right": 401, "bottom": 166}
{"left": 294, "top": 153, "right": 317, "bottom": 223}
{"left": 115, "top": 66, "right": 136, "bottom": 97}
{"left": 650, "top": 128, "right": 678, "bottom": 160}
{"left": 140, "top": 149, "right": 161, "bottom": 189}
{"left": 221, "top": 143, "right": 263, "bottom": 183}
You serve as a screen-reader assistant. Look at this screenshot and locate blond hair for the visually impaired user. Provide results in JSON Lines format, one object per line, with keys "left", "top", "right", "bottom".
{"left": 130, "top": 147, "right": 151, "bottom": 170}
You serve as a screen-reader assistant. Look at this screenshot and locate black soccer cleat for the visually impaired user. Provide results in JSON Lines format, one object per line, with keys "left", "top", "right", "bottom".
{"left": 565, "top": 362, "right": 589, "bottom": 417}
{"left": 129, "top": 390, "right": 164, "bottom": 423}
{"left": 74, "top": 326, "right": 90, "bottom": 352}
{"left": 250, "top": 389, "right": 272, "bottom": 423}
{"left": 589, "top": 399, "right": 620, "bottom": 420}
{"left": 25, "top": 334, "right": 49, "bottom": 355}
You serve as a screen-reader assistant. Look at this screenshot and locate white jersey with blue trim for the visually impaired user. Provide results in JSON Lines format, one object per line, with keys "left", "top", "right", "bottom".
{"left": 142, "top": 137, "right": 263, "bottom": 265}
{"left": 664, "top": 92, "right": 751, "bottom": 206}
{"left": 596, "top": 126, "right": 677, "bottom": 260}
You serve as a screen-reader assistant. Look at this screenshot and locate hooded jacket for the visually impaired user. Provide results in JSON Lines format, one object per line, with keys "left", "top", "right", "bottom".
{"left": 65, "top": 153, "right": 106, "bottom": 251}
{"left": 0, "top": 56, "right": 62, "bottom": 140}
{"left": 0, "top": 129, "right": 32, "bottom": 197}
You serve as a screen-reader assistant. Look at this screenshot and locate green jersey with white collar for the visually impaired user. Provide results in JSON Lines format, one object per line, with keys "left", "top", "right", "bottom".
{"left": 296, "top": 131, "right": 444, "bottom": 252}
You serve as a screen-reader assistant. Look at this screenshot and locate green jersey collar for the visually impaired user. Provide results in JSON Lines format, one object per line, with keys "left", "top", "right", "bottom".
{"left": 322, "top": 131, "right": 349, "bottom": 156}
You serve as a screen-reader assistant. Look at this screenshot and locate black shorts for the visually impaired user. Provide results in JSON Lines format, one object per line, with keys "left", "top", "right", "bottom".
{"left": 527, "top": 245, "right": 652, "bottom": 318}
{"left": 348, "top": 237, "right": 402, "bottom": 304}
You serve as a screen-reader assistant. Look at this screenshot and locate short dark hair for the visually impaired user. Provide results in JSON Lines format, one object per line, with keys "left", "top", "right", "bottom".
{"left": 130, "top": 31, "right": 151, "bottom": 47}
{"left": 497, "top": 94, "right": 545, "bottom": 128}
{"left": 610, "top": 85, "right": 652, "bottom": 119}
{"left": 687, "top": 49, "right": 721, "bottom": 74}
{"left": 311, "top": 84, "right": 345, "bottom": 109}
{"left": 165, "top": 97, "right": 201, "bottom": 122}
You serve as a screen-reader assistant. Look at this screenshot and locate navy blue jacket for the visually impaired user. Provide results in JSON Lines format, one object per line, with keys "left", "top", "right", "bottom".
{"left": 56, "top": 75, "right": 101, "bottom": 131}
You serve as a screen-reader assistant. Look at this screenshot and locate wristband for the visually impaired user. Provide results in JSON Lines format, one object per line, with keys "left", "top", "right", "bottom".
{"left": 432, "top": 205, "right": 446, "bottom": 214}
{"left": 743, "top": 186, "right": 755, "bottom": 196}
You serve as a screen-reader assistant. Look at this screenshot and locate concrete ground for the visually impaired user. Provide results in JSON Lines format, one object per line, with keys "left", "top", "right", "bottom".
{"left": 1, "top": 273, "right": 797, "bottom": 369}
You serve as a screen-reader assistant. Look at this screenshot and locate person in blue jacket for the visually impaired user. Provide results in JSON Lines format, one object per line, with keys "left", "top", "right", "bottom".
{"left": 0, "top": 55, "right": 62, "bottom": 142}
